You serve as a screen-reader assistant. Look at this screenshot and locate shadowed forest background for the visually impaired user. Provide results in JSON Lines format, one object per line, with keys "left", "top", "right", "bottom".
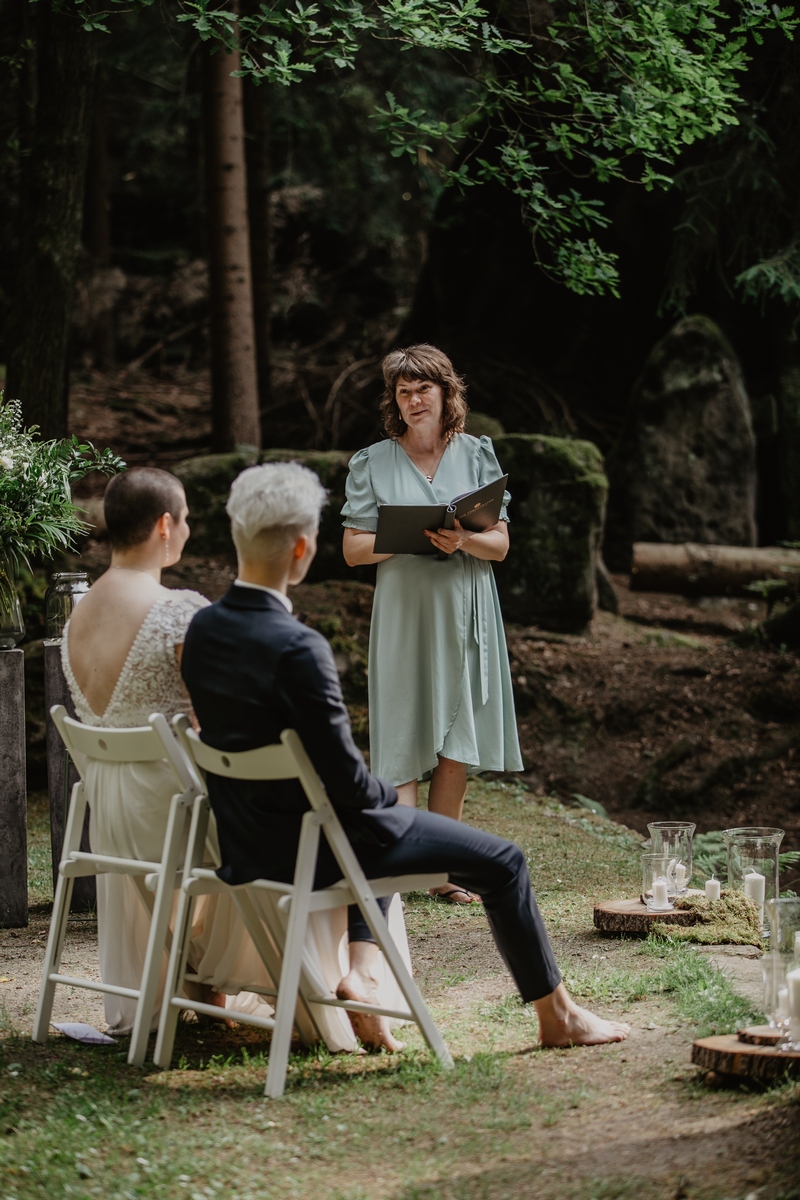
{"left": 3, "top": 0, "right": 800, "bottom": 857}
{"left": 2, "top": 0, "right": 800, "bottom": 531}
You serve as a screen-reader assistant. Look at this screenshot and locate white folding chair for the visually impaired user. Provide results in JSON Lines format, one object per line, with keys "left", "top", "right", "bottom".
{"left": 154, "top": 718, "right": 455, "bottom": 1098}
{"left": 33, "top": 705, "right": 203, "bottom": 1066}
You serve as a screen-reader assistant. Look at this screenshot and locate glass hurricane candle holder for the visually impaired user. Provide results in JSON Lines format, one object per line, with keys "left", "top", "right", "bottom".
{"left": 781, "top": 964, "right": 800, "bottom": 1052}
{"left": 723, "top": 827, "right": 783, "bottom": 937}
{"left": 642, "top": 853, "right": 674, "bottom": 912}
{"left": 761, "top": 951, "right": 791, "bottom": 1032}
{"left": 648, "top": 821, "right": 695, "bottom": 894}
{"left": 44, "top": 571, "right": 90, "bottom": 644}
{"left": 766, "top": 898, "right": 800, "bottom": 961}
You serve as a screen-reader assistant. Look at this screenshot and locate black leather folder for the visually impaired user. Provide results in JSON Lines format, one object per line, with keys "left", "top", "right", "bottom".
{"left": 373, "top": 475, "right": 508, "bottom": 556}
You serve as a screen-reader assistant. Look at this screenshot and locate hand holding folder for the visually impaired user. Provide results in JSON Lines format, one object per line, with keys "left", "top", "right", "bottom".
{"left": 373, "top": 475, "right": 508, "bottom": 557}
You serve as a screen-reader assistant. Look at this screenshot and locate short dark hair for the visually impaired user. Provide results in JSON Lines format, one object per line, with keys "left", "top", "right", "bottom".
{"left": 103, "top": 467, "right": 185, "bottom": 550}
{"left": 380, "top": 344, "right": 468, "bottom": 440}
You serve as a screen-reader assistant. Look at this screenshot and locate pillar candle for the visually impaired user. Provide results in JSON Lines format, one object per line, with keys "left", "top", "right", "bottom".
{"left": 778, "top": 987, "right": 790, "bottom": 1017}
{"left": 675, "top": 863, "right": 687, "bottom": 891}
{"left": 705, "top": 877, "right": 721, "bottom": 902}
{"left": 743, "top": 870, "right": 766, "bottom": 924}
{"left": 652, "top": 878, "right": 669, "bottom": 908}
{"left": 787, "top": 967, "right": 800, "bottom": 1021}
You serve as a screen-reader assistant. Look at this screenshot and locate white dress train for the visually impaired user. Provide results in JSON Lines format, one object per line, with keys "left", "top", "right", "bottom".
{"left": 62, "top": 589, "right": 411, "bottom": 1051}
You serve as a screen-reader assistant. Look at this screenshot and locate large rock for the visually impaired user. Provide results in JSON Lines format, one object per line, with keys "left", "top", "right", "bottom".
{"left": 605, "top": 316, "right": 757, "bottom": 570}
{"left": 175, "top": 434, "right": 608, "bottom": 631}
{"left": 174, "top": 449, "right": 374, "bottom": 585}
{"left": 777, "top": 368, "right": 800, "bottom": 542}
{"left": 492, "top": 434, "right": 607, "bottom": 631}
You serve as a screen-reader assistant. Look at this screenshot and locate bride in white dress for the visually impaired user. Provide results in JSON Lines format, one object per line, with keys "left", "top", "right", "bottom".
{"left": 62, "top": 465, "right": 411, "bottom": 1051}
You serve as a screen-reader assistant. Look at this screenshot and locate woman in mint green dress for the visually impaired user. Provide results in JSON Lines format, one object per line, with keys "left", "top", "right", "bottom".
{"left": 342, "top": 345, "right": 522, "bottom": 901}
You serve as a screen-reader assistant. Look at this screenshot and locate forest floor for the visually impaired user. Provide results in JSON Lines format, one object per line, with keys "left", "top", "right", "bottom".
{"left": 3, "top": 779, "right": 799, "bottom": 1200}
{"left": 2, "top": 371, "right": 799, "bottom": 1197}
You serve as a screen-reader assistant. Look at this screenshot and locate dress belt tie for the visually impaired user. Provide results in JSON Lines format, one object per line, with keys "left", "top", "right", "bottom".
{"left": 470, "top": 561, "right": 491, "bottom": 705}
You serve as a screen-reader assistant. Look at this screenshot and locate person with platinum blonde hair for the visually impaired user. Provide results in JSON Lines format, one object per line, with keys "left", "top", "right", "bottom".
{"left": 182, "top": 462, "right": 631, "bottom": 1053}
{"left": 227, "top": 462, "right": 328, "bottom": 560}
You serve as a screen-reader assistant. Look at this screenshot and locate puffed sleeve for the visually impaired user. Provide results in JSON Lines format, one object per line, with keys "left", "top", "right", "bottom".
{"left": 477, "top": 435, "right": 511, "bottom": 522}
{"left": 341, "top": 446, "right": 379, "bottom": 532}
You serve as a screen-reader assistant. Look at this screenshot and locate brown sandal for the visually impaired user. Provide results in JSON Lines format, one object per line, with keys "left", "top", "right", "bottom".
{"left": 430, "top": 884, "right": 478, "bottom": 905}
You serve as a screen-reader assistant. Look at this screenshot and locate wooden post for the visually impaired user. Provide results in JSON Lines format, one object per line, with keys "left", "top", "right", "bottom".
{"left": 0, "top": 649, "right": 28, "bottom": 927}
{"left": 44, "top": 642, "right": 95, "bottom": 910}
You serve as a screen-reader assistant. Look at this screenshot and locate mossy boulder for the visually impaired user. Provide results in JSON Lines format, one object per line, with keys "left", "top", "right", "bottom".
{"left": 175, "top": 434, "right": 608, "bottom": 630}
{"left": 605, "top": 315, "right": 757, "bottom": 570}
{"left": 492, "top": 434, "right": 608, "bottom": 632}
{"left": 174, "top": 448, "right": 374, "bottom": 584}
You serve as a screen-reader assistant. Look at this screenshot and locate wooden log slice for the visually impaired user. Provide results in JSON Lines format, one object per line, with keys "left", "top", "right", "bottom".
{"left": 692, "top": 1035, "right": 800, "bottom": 1082}
{"left": 737, "top": 1026, "right": 782, "bottom": 1046}
{"left": 593, "top": 898, "right": 698, "bottom": 936}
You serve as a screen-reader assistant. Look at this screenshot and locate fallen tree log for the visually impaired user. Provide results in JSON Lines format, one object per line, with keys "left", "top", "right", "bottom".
{"left": 630, "top": 542, "right": 800, "bottom": 596}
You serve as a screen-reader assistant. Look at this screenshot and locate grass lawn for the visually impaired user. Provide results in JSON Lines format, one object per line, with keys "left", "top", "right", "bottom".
{"left": 1, "top": 780, "right": 798, "bottom": 1200}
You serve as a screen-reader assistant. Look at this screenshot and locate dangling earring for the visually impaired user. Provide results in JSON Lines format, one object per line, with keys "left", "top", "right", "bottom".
{"left": 164, "top": 538, "right": 170, "bottom": 566}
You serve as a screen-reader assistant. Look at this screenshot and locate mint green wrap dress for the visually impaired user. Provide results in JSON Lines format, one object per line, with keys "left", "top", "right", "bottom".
{"left": 341, "top": 433, "right": 523, "bottom": 786}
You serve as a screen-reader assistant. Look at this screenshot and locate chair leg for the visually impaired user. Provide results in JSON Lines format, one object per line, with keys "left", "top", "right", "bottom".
{"left": 152, "top": 887, "right": 196, "bottom": 1068}
{"left": 325, "top": 825, "right": 454, "bottom": 1070}
{"left": 264, "top": 814, "right": 320, "bottom": 1100}
{"left": 153, "top": 797, "right": 209, "bottom": 1068}
{"left": 128, "top": 796, "right": 189, "bottom": 1066}
{"left": 32, "top": 871, "right": 75, "bottom": 1043}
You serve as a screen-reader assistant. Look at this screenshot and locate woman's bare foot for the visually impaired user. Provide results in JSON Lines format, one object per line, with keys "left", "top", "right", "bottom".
{"left": 191, "top": 981, "right": 235, "bottom": 1028}
{"left": 336, "top": 968, "right": 405, "bottom": 1052}
{"left": 534, "top": 983, "right": 630, "bottom": 1048}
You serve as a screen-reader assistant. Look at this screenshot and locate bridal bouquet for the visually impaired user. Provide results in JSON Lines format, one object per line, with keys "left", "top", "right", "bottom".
{"left": 0, "top": 393, "right": 124, "bottom": 570}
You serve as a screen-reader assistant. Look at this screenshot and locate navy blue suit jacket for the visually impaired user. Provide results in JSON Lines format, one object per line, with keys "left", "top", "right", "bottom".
{"left": 181, "top": 585, "right": 414, "bottom": 885}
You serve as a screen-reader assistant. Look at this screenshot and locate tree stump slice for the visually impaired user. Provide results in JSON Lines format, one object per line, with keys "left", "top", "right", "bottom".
{"left": 593, "top": 896, "right": 700, "bottom": 936}
{"left": 737, "top": 1026, "right": 782, "bottom": 1047}
{"left": 691, "top": 1035, "right": 800, "bottom": 1082}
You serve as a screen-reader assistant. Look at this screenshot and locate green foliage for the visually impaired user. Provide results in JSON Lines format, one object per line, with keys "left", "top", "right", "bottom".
{"left": 0, "top": 395, "right": 124, "bottom": 570}
{"left": 58, "top": 0, "right": 796, "bottom": 297}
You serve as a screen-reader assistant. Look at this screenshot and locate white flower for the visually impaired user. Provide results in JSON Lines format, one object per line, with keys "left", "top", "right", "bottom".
{"left": 0, "top": 454, "right": 13, "bottom": 470}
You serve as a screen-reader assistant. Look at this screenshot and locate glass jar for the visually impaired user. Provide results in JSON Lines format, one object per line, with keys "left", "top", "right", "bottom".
{"left": 761, "top": 951, "right": 791, "bottom": 1032}
{"left": 648, "top": 821, "right": 695, "bottom": 894}
{"left": 723, "top": 827, "right": 784, "bottom": 937}
{"left": 642, "top": 853, "right": 675, "bottom": 912}
{"left": 44, "top": 572, "right": 90, "bottom": 644}
{"left": 0, "top": 548, "right": 25, "bottom": 649}
{"left": 766, "top": 897, "right": 800, "bottom": 960}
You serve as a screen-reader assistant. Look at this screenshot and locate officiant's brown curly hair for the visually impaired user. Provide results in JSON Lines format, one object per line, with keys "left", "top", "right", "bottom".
{"left": 380, "top": 344, "right": 469, "bottom": 440}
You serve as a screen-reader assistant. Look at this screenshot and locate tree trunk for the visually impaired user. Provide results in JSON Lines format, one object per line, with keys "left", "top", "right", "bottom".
{"left": 83, "top": 66, "right": 115, "bottom": 369}
{"left": 243, "top": 70, "right": 273, "bottom": 422}
{"left": 5, "top": 2, "right": 99, "bottom": 436}
{"left": 203, "top": 39, "right": 261, "bottom": 452}
{"left": 630, "top": 542, "right": 800, "bottom": 595}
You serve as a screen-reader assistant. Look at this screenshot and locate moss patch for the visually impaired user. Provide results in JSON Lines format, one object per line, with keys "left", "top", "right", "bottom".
{"left": 655, "top": 891, "right": 764, "bottom": 948}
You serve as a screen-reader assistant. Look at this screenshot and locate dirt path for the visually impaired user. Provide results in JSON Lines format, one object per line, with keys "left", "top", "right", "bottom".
{"left": 3, "top": 784, "right": 797, "bottom": 1200}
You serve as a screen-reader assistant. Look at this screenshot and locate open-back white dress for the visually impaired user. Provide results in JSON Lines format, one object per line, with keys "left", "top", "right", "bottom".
{"left": 62, "top": 588, "right": 411, "bottom": 1049}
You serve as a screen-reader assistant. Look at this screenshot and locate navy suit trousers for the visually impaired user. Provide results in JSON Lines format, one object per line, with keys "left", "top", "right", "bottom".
{"left": 314, "top": 809, "right": 562, "bottom": 1004}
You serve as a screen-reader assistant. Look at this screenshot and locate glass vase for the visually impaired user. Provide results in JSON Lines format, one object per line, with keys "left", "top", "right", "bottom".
{"left": 0, "top": 548, "right": 25, "bottom": 649}
{"left": 723, "top": 827, "right": 784, "bottom": 937}
{"left": 761, "top": 951, "right": 792, "bottom": 1032}
{"left": 44, "top": 571, "right": 90, "bottom": 644}
{"left": 766, "top": 897, "right": 800, "bottom": 960}
{"left": 642, "top": 853, "right": 675, "bottom": 912}
{"left": 648, "top": 821, "right": 695, "bottom": 894}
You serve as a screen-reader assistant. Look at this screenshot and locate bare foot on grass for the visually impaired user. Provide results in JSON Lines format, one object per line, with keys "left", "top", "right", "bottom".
{"left": 535, "top": 983, "right": 630, "bottom": 1048}
{"left": 336, "top": 969, "right": 405, "bottom": 1053}
{"left": 539, "top": 1002, "right": 630, "bottom": 1048}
